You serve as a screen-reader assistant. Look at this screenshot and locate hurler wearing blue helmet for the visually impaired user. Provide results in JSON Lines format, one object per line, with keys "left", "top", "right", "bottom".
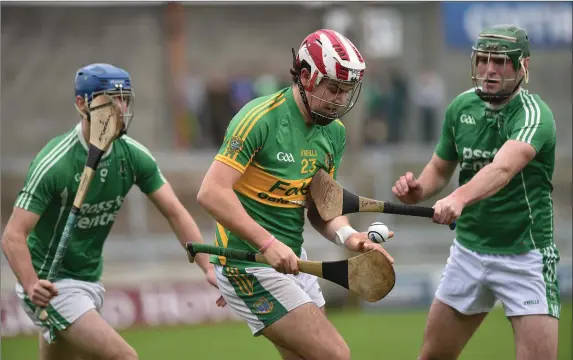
{"left": 2, "top": 63, "right": 223, "bottom": 359}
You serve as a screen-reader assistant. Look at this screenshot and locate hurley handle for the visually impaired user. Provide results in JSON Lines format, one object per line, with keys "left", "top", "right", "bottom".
{"left": 382, "top": 202, "right": 457, "bottom": 230}
{"left": 186, "top": 243, "right": 267, "bottom": 264}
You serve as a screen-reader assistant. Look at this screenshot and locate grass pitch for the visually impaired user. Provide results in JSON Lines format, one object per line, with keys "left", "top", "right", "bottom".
{"left": 2, "top": 303, "right": 571, "bottom": 359}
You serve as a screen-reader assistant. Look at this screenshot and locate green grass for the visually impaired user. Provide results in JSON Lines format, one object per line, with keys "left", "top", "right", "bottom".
{"left": 2, "top": 303, "right": 571, "bottom": 360}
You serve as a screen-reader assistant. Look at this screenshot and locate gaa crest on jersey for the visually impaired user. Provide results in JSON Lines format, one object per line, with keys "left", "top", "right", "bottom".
{"left": 325, "top": 152, "right": 334, "bottom": 173}
{"left": 226, "top": 136, "right": 244, "bottom": 156}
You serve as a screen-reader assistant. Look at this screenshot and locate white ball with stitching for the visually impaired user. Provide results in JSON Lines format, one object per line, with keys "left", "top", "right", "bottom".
{"left": 368, "top": 222, "right": 390, "bottom": 243}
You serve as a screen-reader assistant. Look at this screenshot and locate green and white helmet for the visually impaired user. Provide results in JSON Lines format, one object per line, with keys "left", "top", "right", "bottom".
{"left": 471, "top": 24, "right": 530, "bottom": 102}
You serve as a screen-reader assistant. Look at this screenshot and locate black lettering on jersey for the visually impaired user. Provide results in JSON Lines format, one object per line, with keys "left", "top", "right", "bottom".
{"left": 268, "top": 181, "right": 290, "bottom": 193}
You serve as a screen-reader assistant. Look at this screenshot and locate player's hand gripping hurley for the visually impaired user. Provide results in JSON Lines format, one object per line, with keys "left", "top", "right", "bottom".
{"left": 309, "top": 169, "right": 456, "bottom": 230}
{"left": 186, "top": 243, "right": 396, "bottom": 302}
{"left": 35, "top": 94, "right": 124, "bottom": 321}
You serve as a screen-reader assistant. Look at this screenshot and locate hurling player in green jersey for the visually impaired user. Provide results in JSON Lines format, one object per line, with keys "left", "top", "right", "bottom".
{"left": 1, "top": 63, "right": 224, "bottom": 360}
{"left": 198, "top": 29, "right": 394, "bottom": 360}
{"left": 393, "top": 25, "right": 560, "bottom": 360}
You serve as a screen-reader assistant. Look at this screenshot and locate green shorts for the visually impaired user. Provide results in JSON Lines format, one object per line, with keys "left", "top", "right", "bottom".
{"left": 215, "top": 248, "right": 325, "bottom": 335}
{"left": 16, "top": 278, "right": 105, "bottom": 343}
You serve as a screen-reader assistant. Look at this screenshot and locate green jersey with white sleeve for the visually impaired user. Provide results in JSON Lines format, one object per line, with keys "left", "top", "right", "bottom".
{"left": 435, "top": 88, "right": 556, "bottom": 254}
{"left": 15, "top": 123, "right": 166, "bottom": 282}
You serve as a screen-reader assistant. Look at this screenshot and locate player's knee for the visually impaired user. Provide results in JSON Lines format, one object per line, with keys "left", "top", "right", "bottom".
{"left": 303, "top": 337, "right": 349, "bottom": 360}
{"left": 419, "top": 353, "right": 454, "bottom": 360}
{"left": 418, "top": 344, "right": 457, "bottom": 360}
{"left": 319, "top": 340, "right": 350, "bottom": 360}
{"left": 419, "top": 355, "right": 448, "bottom": 360}
{"left": 333, "top": 342, "right": 351, "bottom": 360}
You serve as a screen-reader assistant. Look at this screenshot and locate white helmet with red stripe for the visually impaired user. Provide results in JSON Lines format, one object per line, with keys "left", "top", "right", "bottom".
{"left": 294, "top": 29, "right": 365, "bottom": 124}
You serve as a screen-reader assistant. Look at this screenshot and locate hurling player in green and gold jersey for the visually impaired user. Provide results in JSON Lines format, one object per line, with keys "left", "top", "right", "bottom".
{"left": 393, "top": 25, "right": 560, "bottom": 360}
{"left": 198, "top": 29, "right": 394, "bottom": 360}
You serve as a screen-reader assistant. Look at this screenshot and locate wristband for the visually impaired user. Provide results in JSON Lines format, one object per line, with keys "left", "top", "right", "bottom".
{"left": 259, "top": 235, "right": 276, "bottom": 253}
{"left": 334, "top": 225, "right": 358, "bottom": 247}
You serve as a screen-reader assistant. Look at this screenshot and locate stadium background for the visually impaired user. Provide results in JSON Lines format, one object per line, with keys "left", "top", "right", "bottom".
{"left": 1, "top": 2, "right": 571, "bottom": 359}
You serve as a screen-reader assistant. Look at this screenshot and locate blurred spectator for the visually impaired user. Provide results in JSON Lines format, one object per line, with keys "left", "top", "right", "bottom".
{"left": 365, "top": 67, "right": 408, "bottom": 145}
{"left": 386, "top": 67, "right": 408, "bottom": 144}
{"left": 413, "top": 68, "right": 445, "bottom": 144}
{"left": 184, "top": 75, "right": 208, "bottom": 147}
{"left": 229, "top": 70, "right": 256, "bottom": 112}
{"left": 253, "top": 73, "right": 281, "bottom": 97}
{"left": 363, "top": 72, "right": 390, "bottom": 145}
{"left": 205, "top": 75, "right": 234, "bottom": 146}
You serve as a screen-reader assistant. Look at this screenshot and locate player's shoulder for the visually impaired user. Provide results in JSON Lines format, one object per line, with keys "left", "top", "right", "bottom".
{"left": 117, "top": 135, "right": 157, "bottom": 162}
{"left": 231, "top": 88, "right": 289, "bottom": 127}
{"left": 241, "top": 88, "right": 288, "bottom": 112}
{"left": 515, "top": 89, "right": 554, "bottom": 119}
{"left": 37, "top": 127, "right": 78, "bottom": 156}
{"left": 324, "top": 119, "right": 346, "bottom": 138}
{"left": 30, "top": 126, "right": 80, "bottom": 174}
{"left": 507, "top": 89, "right": 555, "bottom": 132}
{"left": 450, "top": 87, "right": 482, "bottom": 108}
{"left": 444, "top": 88, "right": 482, "bottom": 123}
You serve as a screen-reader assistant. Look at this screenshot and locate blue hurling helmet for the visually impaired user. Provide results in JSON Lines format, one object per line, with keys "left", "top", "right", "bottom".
{"left": 75, "top": 63, "right": 134, "bottom": 135}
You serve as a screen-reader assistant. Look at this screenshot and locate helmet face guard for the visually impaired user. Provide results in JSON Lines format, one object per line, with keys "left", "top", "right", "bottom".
{"left": 471, "top": 48, "right": 525, "bottom": 103}
{"left": 293, "top": 29, "right": 365, "bottom": 126}
{"left": 470, "top": 26, "right": 530, "bottom": 103}
{"left": 86, "top": 85, "right": 134, "bottom": 136}
{"left": 307, "top": 74, "right": 363, "bottom": 123}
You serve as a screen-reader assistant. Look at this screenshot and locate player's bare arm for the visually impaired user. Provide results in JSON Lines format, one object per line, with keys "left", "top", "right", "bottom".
{"left": 416, "top": 154, "right": 458, "bottom": 200}
{"left": 452, "top": 140, "right": 535, "bottom": 204}
{"left": 197, "top": 161, "right": 275, "bottom": 248}
{"left": 306, "top": 198, "right": 394, "bottom": 264}
{"left": 1, "top": 208, "right": 58, "bottom": 307}
{"left": 147, "top": 182, "right": 225, "bottom": 306}
{"left": 433, "top": 140, "right": 536, "bottom": 225}
{"left": 147, "top": 182, "right": 213, "bottom": 273}
{"left": 393, "top": 153, "right": 458, "bottom": 204}
{"left": 197, "top": 160, "right": 300, "bottom": 274}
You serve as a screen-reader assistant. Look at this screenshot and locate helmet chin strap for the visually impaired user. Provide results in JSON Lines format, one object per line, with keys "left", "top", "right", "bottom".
{"left": 291, "top": 48, "right": 335, "bottom": 127}
{"left": 313, "top": 113, "right": 337, "bottom": 126}
{"left": 476, "top": 76, "right": 524, "bottom": 104}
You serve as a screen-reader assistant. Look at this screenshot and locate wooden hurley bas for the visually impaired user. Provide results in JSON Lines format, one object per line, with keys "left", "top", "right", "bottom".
{"left": 186, "top": 243, "right": 396, "bottom": 303}
{"left": 309, "top": 169, "right": 456, "bottom": 230}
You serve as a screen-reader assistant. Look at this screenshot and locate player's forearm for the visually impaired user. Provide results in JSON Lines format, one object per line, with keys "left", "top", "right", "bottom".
{"left": 166, "top": 208, "right": 212, "bottom": 273}
{"left": 417, "top": 163, "right": 451, "bottom": 201}
{"left": 197, "top": 186, "right": 273, "bottom": 250}
{"left": 1, "top": 229, "right": 38, "bottom": 291}
{"left": 452, "top": 163, "right": 512, "bottom": 206}
{"left": 307, "top": 204, "right": 351, "bottom": 244}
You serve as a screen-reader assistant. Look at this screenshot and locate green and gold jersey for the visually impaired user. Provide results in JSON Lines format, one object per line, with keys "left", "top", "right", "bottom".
{"left": 212, "top": 87, "right": 346, "bottom": 266}
{"left": 15, "top": 123, "right": 166, "bottom": 282}
{"left": 435, "top": 88, "right": 556, "bottom": 254}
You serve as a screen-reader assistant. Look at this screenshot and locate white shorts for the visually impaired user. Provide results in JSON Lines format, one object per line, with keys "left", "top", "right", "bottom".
{"left": 16, "top": 278, "right": 105, "bottom": 343}
{"left": 436, "top": 240, "right": 561, "bottom": 318}
{"left": 214, "top": 248, "right": 325, "bottom": 335}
